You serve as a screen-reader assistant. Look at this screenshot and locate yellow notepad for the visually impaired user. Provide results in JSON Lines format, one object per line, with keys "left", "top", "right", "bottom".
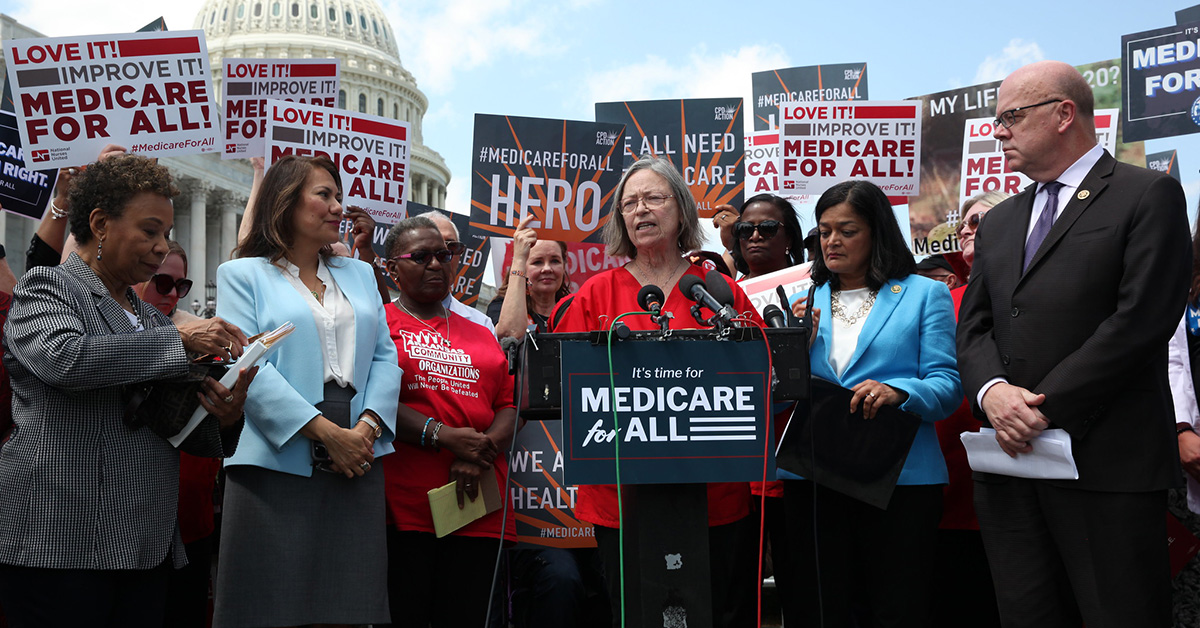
{"left": 427, "top": 472, "right": 502, "bottom": 538}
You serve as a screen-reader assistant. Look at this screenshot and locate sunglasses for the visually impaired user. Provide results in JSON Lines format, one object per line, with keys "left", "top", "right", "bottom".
{"left": 733, "top": 220, "right": 782, "bottom": 240}
{"left": 443, "top": 240, "right": 467, "bottom": 256}
{"left": 389, "top": 249, "right": 456, "bottom": 266}
{"left": 956, "top": 210, "right": 989, "bottom": 237}
{"left": 150, "top": 274, "right": 193, "bottom": 298}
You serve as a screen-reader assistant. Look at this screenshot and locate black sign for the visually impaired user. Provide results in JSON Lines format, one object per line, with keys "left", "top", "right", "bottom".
{"left": 0, "top": 110, "right": 55, "bottom": 220}
{"left": 751, "top": 62, "right": 868, "bottom": 131}
{"left": 596, "top": 98, "right": 744, "bottom": 219}
{"left": 1122, "top": 21, "right": 1200, "bottom": 141}
{"left": 561, "top": 338, "right": 771, "bottom": 485}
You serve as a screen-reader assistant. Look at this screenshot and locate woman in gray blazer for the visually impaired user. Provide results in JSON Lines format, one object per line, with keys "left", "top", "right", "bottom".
{"left": 0, "top": 155, "right": 255, "bottom": 628}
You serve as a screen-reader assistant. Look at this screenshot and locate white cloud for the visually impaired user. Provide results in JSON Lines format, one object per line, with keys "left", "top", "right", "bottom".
{"left": 7, "top": 0, "right": 204, "bottom": 37}
{"left": 573, "top": 43, "right": 791, "bottom": 119}
{"left": 380, "top": 0, "right": 562, "bottom": 94}
{"left": 973, "top": 38, "right": 1044, "bottom": 84}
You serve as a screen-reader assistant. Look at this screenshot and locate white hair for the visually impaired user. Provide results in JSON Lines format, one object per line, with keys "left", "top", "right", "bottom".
{"left": 413, "top": 210, "right": 459, "bottom": 240}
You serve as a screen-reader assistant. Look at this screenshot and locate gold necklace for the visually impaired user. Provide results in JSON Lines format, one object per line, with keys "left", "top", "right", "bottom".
{"left": 830, "top": 289, "right": 878, "bottom": 327}
{"left": 395, "top": 298, "right": 452, "bottom": 348}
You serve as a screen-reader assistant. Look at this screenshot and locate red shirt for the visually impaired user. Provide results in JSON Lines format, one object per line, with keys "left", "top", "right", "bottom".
{"left": 383, "top": 304, "right": 517, "bottom": 541}
{"left": 935, "top": 283, "right": 981, "bottom": 530}
{"left": 552, "top": 265, "right": 763, "bottom": 528}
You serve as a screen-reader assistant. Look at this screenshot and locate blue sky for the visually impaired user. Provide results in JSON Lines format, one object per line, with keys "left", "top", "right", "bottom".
{"left": 4, "top": 0, "right": 1199, "bottom": 223}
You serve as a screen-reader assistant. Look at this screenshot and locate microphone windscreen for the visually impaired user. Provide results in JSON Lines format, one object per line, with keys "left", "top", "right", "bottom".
{"left": 705, "top": 270, "right": 735, "bottom": 306}
{"left": 763, "top": 303, "right": 788, "bottom": 328}
{"left": 637, "top": 284, "right": 665, "bottom": 311}
{"left": 678, "top": 274, "right": 705, "bottom": 302}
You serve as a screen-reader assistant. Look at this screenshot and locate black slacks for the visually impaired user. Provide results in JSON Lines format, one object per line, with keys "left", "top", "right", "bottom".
{"left": 0, "top": 559, "right": 170, "bottom": 628}
{"left": 973, "top": 476, "right": 1171, "bottom": 628}
{"left": 381, "top": 528, "right": 500, "bottom": 628}
{"left": 782, "top": 480, "right": 942, "bottom": 628}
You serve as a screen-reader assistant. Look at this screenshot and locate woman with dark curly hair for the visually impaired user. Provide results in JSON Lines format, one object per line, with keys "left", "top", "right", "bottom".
{"left": 0, "top": 155, "right": 254, "bottom": 628}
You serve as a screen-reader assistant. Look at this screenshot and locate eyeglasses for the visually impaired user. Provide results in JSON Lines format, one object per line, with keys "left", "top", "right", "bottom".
{"left": 150, "top": 274, "right": 193, "bottom": 298}
{"left": 443, "top": 240, "right": 467, "bottom": 256}
{"left": 619, "top": 193, "right": 674, "bottom": 215}
{"left": 955, "top": 209, "right": 989, "bottom": 237}
{"left": 993, "top": 99, "right": 1062, "bottom": 129}
{"left": 733, "top": 220, "right": 782, "bottom": 240}
{"left": 389, "top": 249, "right": 455, "bottom": 265}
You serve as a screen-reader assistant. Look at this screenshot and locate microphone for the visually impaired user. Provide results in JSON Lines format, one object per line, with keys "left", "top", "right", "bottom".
{"left": 763, "top": 303, "right": 788, "bottom": 328}
{"left": 705, "top": 270, "right": 736, "bottom": 307}
{"left": 637, "top": 284, "right": 665, "bottom": 315}
{"left": 499, "top": 336, "right": 521, "bottom": 375}
{"left": 679, "top": 274, "right": 736, "bottom": 326}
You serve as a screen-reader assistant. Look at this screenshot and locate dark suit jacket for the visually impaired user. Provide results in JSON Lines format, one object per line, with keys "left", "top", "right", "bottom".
{"left": 0, "top": 254, "right": 240, "bottom": 570}
{"left": 957, "top": 151, "right": 1191, "bottom": 492}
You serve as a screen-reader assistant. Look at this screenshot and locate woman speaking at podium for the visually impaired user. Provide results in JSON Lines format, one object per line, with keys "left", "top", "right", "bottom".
{"left": 786, "top": 180, "right": 961, "bottom": 627}
{"left": 553, "top": 155, "right": 762, "bottom": 628}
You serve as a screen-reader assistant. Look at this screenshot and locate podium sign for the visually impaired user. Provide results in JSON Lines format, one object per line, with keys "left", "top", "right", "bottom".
{"left": 561, "top": 338, "right": 772, "bottom": 486}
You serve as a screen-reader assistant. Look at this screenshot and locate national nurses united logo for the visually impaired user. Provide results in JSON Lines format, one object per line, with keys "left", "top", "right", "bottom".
{"left": 1191, "top": 96, "right": 1200, "bottom": 127}
{"left": 399, "top": 329, "right": 480, "bottom": 389}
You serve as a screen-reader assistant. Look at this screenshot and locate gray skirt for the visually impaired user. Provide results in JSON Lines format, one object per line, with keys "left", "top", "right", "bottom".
{"left": 213, "top": 383, "right": 388, "bottom": 628}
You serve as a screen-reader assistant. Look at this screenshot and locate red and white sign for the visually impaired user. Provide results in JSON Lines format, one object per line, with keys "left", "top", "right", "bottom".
{"left": 222, "top": 58, "right": 339, "bottom": 159}
{"left": 265, "top": 99, "right": 409, "bottom": 224}
{"left": 957, "top": 108, "right": 1118, "bottom": 210}
{"left": 6, "top": 30, "right": 218, "bottom": 168}
{"left": 738, "top": 263, "right": 813, "bottom": 317}
{"left": 778, "top": 101, "right": 922, "bottom": 197}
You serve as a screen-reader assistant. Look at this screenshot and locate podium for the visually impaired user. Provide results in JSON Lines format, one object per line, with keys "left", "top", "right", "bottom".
{"left": 518, "top": 327, "right": 808, "bottom": 628}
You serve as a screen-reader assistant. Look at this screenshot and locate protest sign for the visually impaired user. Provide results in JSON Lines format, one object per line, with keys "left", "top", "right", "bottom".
{"left": 0, "top": 110, "right": 55, "bottom": 220}
{"left": 777, "top": 101, "right": 921, "bottom": 198}
{"left": 738, "top": 263, "right": 813, "bottom": 318}
{"left": 906, "top": 59, "right": 1135, "bottom": 255}
{"left": 265, "top": 99, "right": 409, "bottom": 224}
{"left": 752, "top": 63, "right": 868, "bottom": 131}
{"left": 509, "top": 421, "right": 595, "bottom": 549}
{"left": 1146, "top": 149, "right": 1181, "bottom": 181}
{"left": 468, "top": 114, "right": 623, "bottom": 245}
{"left": 561, "top": 338, "right": 772, "bottom": 486}
{"left": 222, "top": 59, "right": 339, "bottom": 159}
{"left": 1122, "top": 21, "right": 1200, "bottom": 141}
{"left": 595, "top": 98, "right": 744, "bottom": 219}
{"left": 447, "top": 211, "right": 490, "bottom": 305}
{"left": 6, "top": 30, "right": 218, "bottom": 168}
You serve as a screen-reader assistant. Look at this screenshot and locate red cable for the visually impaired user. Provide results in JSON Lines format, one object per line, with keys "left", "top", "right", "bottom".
{"left": 733, "top": 315, "right": 773, "bottom": 628}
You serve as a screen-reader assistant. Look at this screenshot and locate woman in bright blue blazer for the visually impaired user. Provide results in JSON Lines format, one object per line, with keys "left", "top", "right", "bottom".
{"left": 784, "top": 180, "right": 961, "bottom": 628}
{"left": 212, "top": 155, "right": 401, "bottom": 628}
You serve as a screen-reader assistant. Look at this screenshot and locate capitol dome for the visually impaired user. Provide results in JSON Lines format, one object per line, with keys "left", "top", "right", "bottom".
{"left": 193, "top": 0, "right": 451, "bottom": 208}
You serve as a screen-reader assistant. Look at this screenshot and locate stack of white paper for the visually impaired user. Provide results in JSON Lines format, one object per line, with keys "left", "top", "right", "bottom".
{"left": 960, "top": 428, "right": 1079, "bottom": 480}
{"left": 168, "top": 322, "right": 294, "bottom": 447}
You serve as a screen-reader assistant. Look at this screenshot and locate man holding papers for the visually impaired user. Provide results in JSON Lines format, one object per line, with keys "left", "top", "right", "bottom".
{"left": 956, "top": 61, "right": 1191, "bottom": 628}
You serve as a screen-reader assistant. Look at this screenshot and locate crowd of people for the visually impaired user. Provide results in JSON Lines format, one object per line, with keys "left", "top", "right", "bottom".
{"left": 0, "top": 59, "right": 1192, "bottom": 628}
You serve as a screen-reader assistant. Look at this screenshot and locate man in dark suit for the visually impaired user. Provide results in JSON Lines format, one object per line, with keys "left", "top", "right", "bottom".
{"left": 957, "top": 60, "right": 1191, "bottom": 628}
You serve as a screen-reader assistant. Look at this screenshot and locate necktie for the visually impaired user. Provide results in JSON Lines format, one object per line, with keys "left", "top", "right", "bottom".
{"left": 1023, "top": 181, "right": 1063, "bottom": 271}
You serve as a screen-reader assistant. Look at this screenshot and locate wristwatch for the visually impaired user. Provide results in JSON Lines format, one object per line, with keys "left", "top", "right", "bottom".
{"left": 358, "top": 414, "right": 383, "bottom": 439}
{"left": 1178, "top": 423, "right": 1195, "bottom": 437}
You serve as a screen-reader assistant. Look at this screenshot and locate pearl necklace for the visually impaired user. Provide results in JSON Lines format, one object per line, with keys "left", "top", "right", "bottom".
{"left": 395, "top": 298, "right": 452, "bottom": 348}
{"left": 830, "top": 289, "right": 877, "bottom": 328}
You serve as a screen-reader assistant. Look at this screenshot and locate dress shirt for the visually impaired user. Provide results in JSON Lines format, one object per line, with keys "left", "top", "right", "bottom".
{"left": 279, "top": 257, "right": 356, "bottom": 388}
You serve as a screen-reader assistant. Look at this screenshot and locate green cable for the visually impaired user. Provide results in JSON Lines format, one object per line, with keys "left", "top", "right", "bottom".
{"left": 606, "top": 311, "right": 652, "bottom": 628}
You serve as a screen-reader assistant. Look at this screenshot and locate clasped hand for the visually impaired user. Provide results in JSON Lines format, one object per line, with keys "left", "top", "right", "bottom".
{"left": 981, "top": 382, "right": 1049, "bottom": 457}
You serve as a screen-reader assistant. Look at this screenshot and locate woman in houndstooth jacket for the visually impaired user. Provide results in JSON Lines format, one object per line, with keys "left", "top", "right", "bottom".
{"left": 0, "top": 155, "right": 256, "bottom": 628}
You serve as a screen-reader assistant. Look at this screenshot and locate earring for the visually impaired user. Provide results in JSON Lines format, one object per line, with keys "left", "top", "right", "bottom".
{"left": 97, "top": 237, "right": 104, "bottom": 261}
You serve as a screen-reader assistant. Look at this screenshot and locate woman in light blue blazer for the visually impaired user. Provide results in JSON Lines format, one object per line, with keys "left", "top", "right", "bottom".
{"left": 784, "top": 180, "right": 961, "bottom": 628}
{"left": 212, "top": 155, "right": 401, "bottom": 628}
